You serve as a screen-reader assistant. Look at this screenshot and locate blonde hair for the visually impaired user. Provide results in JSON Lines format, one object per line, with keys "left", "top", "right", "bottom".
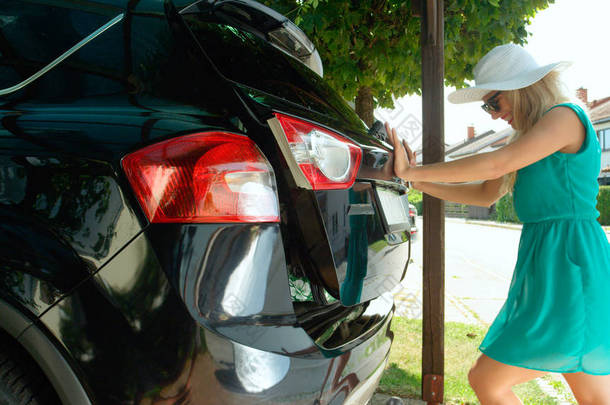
{"left": 501, "top": 71, "right": 569, "bottom": 192}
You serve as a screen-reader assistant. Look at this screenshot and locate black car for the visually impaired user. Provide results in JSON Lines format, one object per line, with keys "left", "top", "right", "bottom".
{"left": 0, "top": 1, "right": 412, "bottom": 404}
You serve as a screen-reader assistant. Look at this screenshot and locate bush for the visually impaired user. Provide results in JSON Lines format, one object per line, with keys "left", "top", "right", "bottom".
{"left": 597, "top": 186, "right": 610, "bottom": 225}
{"left": 408, "top": 186, "right": 610, "bottom": 225}
{"left": 408, "top": 188, "right": 422, "bottom": 215}
{"left": 494, "top": 193, "right": 521, "bottom": 224}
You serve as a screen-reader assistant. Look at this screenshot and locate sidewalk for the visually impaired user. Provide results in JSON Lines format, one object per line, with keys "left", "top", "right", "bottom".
{"left": 463, "top": 217, "right": 610, "bottom": 238}
{"left": 391, "top": 218, "right": 503, "bottom": 325}
{"left": 391, "top": 248, "right": 489, "bottom": 325}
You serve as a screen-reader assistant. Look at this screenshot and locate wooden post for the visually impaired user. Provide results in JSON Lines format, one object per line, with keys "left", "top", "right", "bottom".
{"left": 420, "top": 0, "right": 445, "bottom": 404}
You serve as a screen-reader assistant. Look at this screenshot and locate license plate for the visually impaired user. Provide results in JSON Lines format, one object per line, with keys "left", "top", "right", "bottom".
{"left": 375, "top": 187, "right": 410, "bottom": 232}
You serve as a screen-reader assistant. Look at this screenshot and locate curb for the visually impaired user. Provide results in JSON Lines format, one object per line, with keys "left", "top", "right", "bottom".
{"left": 444, "top": 217, "right": 522, "bottom": 231}
{"left": 371, "top": 393, "right": 426, "bottom": 405}
{"left": 448, "top": 217, "right": 610, "bottom": 236}
{"left": 464, "top": 219, "right": 522, "bottom": 231}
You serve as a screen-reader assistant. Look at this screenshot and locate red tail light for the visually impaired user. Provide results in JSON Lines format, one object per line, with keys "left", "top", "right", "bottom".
{"left": 122, "top": 132, "right": 279, "bottom": 223}
{"left": 274, "top": 113, "right": 362, "bottom": 190}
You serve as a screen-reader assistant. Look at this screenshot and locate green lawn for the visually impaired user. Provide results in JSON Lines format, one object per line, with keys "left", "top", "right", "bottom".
{"left": 378, "top": 317, "right": 559, "bottom": 404}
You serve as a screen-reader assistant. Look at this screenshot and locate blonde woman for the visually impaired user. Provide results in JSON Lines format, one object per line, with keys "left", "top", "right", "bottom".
{"left": 388, "top": 44, "right": 610, "bottom": 404}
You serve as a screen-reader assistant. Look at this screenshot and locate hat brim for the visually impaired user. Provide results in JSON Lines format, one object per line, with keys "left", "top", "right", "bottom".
{"left": 448, "top": 61, "right": 571, "bottom": 104}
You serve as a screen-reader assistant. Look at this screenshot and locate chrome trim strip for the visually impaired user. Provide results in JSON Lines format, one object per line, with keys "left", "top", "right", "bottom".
{"left": 0, "top": 13, "right": 124, "bottom": 96}
{"left": 267, "top": 116, "right": 312, "bottom": 189}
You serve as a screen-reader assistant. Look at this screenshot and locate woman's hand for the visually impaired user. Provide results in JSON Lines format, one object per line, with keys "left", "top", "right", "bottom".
{"left": 385, "top": 122, "right": 416, "bottom": 180}
{"left": 380, "top": 149, "right": 395, "bottom": 180}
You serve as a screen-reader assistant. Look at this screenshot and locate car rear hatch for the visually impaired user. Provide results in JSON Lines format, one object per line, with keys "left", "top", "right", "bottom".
{"left": 178, "top": 1, "right": 411, "bottom": 310}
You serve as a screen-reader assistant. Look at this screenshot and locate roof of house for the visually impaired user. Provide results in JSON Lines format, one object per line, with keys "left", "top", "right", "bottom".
{"left": 445, "top": 130, "right": 494, "bottom": 156}
{"left": 446, "top": 127, "right": 514, "bottom": 160}
{"left": 589, "top": 97, "right": 610, "bottom": 110}
{"left": 590, "top": 100, "right": 610, "bottom": 123}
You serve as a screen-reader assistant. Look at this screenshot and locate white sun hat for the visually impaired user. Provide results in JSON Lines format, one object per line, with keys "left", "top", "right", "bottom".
{"left": 448, "top": 43, "right": 571, "bottom": 104}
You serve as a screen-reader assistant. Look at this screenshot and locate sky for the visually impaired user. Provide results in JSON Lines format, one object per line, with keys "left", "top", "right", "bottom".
{"left": 375, "top": 0, "right": 610, "bottom": 148}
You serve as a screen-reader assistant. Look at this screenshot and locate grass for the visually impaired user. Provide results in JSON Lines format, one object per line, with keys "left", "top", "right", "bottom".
{"left": 370, "top": 239, "right": 388, "bottom": 253}
{"left": 543, "top": 375, "right": 577, "bottom": 404}
{"left": 378, "top": 317, "right": 559, "bottom": 404}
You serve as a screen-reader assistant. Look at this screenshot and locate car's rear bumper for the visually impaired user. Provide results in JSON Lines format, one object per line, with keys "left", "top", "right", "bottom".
{"left": 195, "top": 308, "right": 393, "bottom": 404}
{"left": 37, "top": 225, "right": 394, "bottom": 404}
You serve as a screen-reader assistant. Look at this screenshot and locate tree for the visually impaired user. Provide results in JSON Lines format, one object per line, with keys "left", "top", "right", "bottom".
{"left": 263, "top": 0, "right": 554, "bottom": 126}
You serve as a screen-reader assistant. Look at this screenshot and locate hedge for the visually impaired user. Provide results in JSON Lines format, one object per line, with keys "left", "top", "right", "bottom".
{"left": 491, "top": 187, "right": 610, "bottom": 225}
{"left": 598, "top": 186, "right": 610, "bottom": 226}
{"left": 408, "top": 188, "right": 423, "bottom": 215}
{"left": 407, "top": 186, "right": 610, "bottom": 226}
{"left": 492, "top": 193, "right": 521, "bottom": 224}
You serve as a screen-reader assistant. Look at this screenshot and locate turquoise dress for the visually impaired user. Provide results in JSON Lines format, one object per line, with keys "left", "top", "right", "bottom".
{"left": 479, "top": 103, "right": 610, "bottom": 375}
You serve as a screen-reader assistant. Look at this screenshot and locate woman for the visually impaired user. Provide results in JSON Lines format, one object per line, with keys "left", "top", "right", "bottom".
{"left": 387, "top": 43, "right": 610, "bottom": 404}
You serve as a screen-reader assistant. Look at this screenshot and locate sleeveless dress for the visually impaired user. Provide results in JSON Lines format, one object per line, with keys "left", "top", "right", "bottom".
{"left": 479, "top": 103, "right": 610, "bottom": 375}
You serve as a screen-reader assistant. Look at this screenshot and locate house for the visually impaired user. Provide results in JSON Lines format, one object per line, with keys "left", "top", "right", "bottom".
{"left": 576, "top": 88, "right": 610, "bottom": 185}
{"left": 444, "top": 88, "right": 610, "bottom": 190}
{"left": 410, "top": 88, "right": 610, "bottom": 218}
{"left": 438, "top": 126, "right": 514, "bottom": 219}
{"left": 445, "top": 126, "right": 513, "bottom": 161}
{"left": 413, "top": 125, "right": 512, "bottom": 164}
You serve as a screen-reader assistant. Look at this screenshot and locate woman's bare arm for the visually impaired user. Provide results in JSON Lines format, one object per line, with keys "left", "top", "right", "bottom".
{"left": 413, "top": 176, "right": 507, "bottom": 208}
{"left": 388, "top": 106, "right": 585, "bottom": 183}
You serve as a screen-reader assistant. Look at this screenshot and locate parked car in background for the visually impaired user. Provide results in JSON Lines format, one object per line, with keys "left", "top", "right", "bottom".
{"left": 408, "top": 203, "right": 418, "bottom": 237}
{"left": 0, "top": 0, "right": 412, "bottom": 404}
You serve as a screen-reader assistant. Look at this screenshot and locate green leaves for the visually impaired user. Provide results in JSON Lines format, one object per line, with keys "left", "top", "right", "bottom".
{"left": 264, "top": 0, "right": 553, "bottom": 121}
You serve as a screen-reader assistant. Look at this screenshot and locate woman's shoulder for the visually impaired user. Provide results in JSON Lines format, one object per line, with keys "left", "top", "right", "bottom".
{"left": 545, "top": 102, "right": 589, "bottom": 118}
{"left": 541, "top": 102, "right": 590, "bottom": 154}
{"left": 555, "top": 102, "right": 595, "bottom": 129}
{"left": 542, "top": 102, "right": 592, "bottom": 131}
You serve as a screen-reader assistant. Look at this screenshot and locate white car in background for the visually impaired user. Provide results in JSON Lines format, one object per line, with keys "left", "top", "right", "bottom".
{"left": 408, "top": 203, "right": 418, "bottom": 237}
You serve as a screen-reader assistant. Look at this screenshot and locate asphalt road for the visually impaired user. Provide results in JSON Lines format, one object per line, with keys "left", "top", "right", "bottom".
{"left": 395, "top": 217, "right": 610, "bottom": 324}
{"left": 394, "top": 217, "right": 517, "bottom": 324}
{"left": 421, "top": 217, "right": 517, "bottom": 324}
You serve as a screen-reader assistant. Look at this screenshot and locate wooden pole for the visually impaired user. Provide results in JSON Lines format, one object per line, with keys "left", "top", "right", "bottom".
{"left": 420, "top": 0, "right": 445, "bottom": 404}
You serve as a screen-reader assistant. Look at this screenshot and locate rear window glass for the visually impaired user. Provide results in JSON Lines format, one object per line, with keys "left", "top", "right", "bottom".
{"left": 0, "top": 1, "right": 110, "bottom": 89}
{"left": 182, "top": 15, "right": 363, "bottom": 126}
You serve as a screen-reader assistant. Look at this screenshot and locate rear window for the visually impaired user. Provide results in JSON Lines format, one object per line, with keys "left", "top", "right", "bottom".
{"left": 0, "top": 1, "right": 113, "bottom": 91}
{"left": 182, "top": 14, "right": 363, "bottom": 128}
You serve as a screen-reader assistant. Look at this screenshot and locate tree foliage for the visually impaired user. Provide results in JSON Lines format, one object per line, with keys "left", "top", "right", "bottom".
{"left": 263, "top": 0, "right": 554, "bottom": 124}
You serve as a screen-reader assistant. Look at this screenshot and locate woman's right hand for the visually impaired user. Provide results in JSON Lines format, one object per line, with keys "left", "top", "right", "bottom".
{"left": 385, "top": 122, "right": 417, "bottom": 179}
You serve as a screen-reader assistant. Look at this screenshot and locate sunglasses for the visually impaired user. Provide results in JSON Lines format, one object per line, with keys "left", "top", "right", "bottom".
{"left": 481, "top": 91, "right": 502, "bottom": 113}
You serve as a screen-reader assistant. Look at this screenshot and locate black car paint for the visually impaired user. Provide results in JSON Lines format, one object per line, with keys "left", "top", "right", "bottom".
{"left": 0, "top": 0, "right": 409, "bottom": 403}
{"left": 182, "top": 13, "right": 410, "bottom": 305}
{"left": 37, "top": 227, "right": 395, "bottom": 404}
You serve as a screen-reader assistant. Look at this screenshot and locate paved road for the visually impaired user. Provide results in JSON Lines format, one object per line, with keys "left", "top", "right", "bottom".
{"left": 394, "top": 217, "right": 610, "bottom": 324}
{"left": 394, "top": 217, "right": 520, "bottom": 324}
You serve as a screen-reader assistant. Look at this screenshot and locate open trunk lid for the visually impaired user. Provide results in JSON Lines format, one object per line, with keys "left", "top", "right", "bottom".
{"left": 179, "top": 1, "right": 411, "bottom": 307}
